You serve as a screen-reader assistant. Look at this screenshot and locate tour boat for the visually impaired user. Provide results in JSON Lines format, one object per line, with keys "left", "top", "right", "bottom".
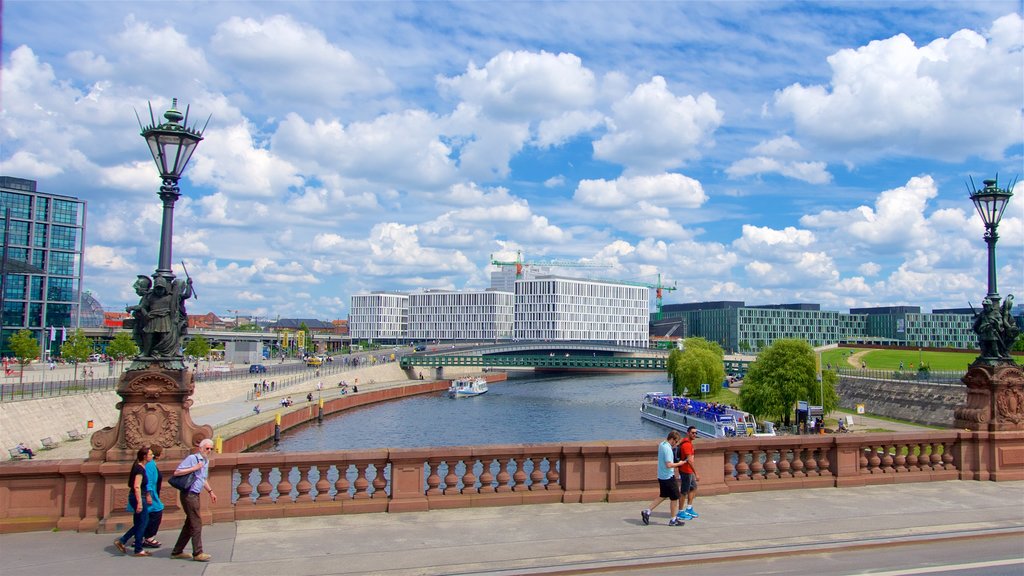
{"left": 640, "top": 393, "right": 775, "bottom": 438}
{"left": 448, "top": 377, "right": 489, "bottom": 398}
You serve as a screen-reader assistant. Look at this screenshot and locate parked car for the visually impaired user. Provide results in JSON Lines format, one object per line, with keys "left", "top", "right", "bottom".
{"left": 414, "top": 344, "right": 426, "bottom": 352}
{"left": 306, "top": 357, "right": 322, "bottom": 367}
{"left": 88, "top": 354, "right": 103, "bottom": 363}
{"left": 249, "top": 364, "right": 267, "bottom": 374}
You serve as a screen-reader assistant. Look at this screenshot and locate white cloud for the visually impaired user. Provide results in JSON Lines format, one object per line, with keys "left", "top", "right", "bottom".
{"left": 593, "top": 76, "right": 723, "bottom": 173}
{"left": 574, "top": 173, "right": 707, "bottom": 209}
{"left": 773, "top": 13, "right": 1024, "bottom": 161}
{"left": 859, "top": 262, "right": 882, "bottom": 276}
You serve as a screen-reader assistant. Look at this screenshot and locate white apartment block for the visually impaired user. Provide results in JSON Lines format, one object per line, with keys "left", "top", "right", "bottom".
{"left": 409, "top": 289, "right": 514, "bottom": 341}
{"left": 349, "top": 292, "right": 408, "bottom": 340}
{"left": 515, "top": 276, "right": 649, "bottom": 347}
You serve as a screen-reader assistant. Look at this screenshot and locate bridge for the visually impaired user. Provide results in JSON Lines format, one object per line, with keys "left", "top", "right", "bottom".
{"left": 400, "top": 341, "right": 668, "bottom": 370}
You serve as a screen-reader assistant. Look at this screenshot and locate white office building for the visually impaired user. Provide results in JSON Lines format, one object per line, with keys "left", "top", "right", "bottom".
{"left": 515, "top": 276, "right": 650, "bottom": 347}
{"left": 349, "top": 292, "right": 408, "bottom": 341}
{"left": 409, "top": 289, "right": 514, "bottom": 341}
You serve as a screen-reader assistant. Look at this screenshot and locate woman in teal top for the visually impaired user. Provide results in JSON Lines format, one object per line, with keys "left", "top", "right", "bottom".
{"left": 141, "top": 445, "right": 165, "bottom": 548}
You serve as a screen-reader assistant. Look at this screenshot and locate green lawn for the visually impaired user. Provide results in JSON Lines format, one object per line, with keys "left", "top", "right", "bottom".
{"left": 820, "top": 348, "right": 986, "bottom": 371}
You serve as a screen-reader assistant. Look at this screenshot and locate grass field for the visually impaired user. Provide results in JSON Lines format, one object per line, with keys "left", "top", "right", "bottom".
{"left": 820, "top": 348, "right": 989, "bottom": 371}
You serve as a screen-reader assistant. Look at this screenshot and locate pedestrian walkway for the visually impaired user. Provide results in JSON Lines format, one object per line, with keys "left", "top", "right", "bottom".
{"left": 1, "top": 480, "right": 1020, "bottom": 575}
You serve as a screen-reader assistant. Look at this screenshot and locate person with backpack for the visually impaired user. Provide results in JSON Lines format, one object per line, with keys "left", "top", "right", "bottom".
{"left": 169, "top": 438, "right": 217, "bottom": 562}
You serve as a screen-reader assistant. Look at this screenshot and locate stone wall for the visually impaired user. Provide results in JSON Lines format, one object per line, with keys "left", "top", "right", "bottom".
{"left": 837, "top": 375, "right": 967, "bottom": 427}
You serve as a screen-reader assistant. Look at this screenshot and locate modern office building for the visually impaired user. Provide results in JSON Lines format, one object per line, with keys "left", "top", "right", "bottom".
{"left": 0, "top": 176, "right": 86, "bottom": 357}
{"left": 661, "top": 301, "right": 984, "bottom": 353}
{"left": 515, "top": 276, "right": 649, "bottom": 346}
{"left": 409, "top": 289, "right": 514, "bottom": 341}
{"left": 348, "top": 292, "right": 408, "bottom": 341}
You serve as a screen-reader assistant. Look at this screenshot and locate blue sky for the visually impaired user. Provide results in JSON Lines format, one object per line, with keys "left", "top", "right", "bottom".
{"left": 2, "top": 1, "right": 1022, "bottom": 322}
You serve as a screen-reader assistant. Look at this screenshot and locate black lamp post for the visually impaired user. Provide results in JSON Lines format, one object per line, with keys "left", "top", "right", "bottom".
{"left": 969, "top": 178, "right": 1014, "bottom": 299}
{"left": 137, "top": 98, "right": 207, "bottom": 280}
{"left": 967, "top": 176, "right": 1017, "bottom": 363}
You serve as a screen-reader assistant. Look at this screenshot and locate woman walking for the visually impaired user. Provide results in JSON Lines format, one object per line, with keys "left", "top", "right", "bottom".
{"left": 114, "top": 447, "right": 153, "bottom": 557}
{"left": 141, "top": 444, "right": 164, "bottom": 548}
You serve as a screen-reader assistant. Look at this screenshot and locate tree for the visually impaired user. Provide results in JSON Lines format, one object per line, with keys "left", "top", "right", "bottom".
{"left": 106, "top": 331, "right": 139, "bottom": 370}
{"left": 184, "top": 335, "right": 211, "bottom": 360}
{"left": 667, "top": 338, "right": 725, "bottom": 396}
{"left": 60, "top": 329, "right": 94, "bottom": 385}
{"left": 739, "top": 338, "right": 838, "bottom": 425}
{"left": 7, "top": 329, "right": 39, "bottom": 385}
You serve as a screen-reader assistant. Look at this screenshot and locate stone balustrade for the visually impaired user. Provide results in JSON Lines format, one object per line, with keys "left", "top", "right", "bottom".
{"left": 1, "top": 430, "right": 1021, "bottom": 534}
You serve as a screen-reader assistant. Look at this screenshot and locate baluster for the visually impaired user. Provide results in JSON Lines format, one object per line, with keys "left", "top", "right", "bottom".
{"left": 315, "top": 466, "right": 331, "bottom": 501}
{"left": 528, "top": 457, "right": 544, "bottom": 490}
{"left": 352, "top": 464, "right": 371, "bottom": 499}
{"left": 791, "top": 448, "right": 806, "bottom": 477}
{"left": 763, "top": 450, "right": 778, "bottom": 479}
{"left": 893, "top": 445, "right": 908, "bottom": 473}
{"left": 734, "top": 450, "right": 751, "bottom": 481}
{"left": 748, "top": 449, "right": 765, "bottom": 480}
{"left": 334, "top": 464, "right": 351, "bottom": 500}
{"left": 236, "top": 467, "right": 255, "bottom": 506}
{"left": 906, "top": 444, "right": 920, "bottom": 472}
{"left": 277, "top": 466, "right": 294, "bottom": 503}
{"left": 294, "top": 465, "right": 313, "bottom": 503}
{"left": 803, "top": 448, "right": 818, "bottom": 476}
{"left": 881, "top": 445, "right": 895, "bottom": 473}
{"left": 868, "top": 445, "right": 882, "bottom": 473}
{"left": 545, "top": 457, "right": 560, "bottom": 490}
{"left": 777, "top": 450, "right": 792, "bottom": 477}
{"left": 255, "top": 467, "right": 274, "bottom": 505}
{"left": 461, "top": 460, "right": 479, "bottom": 494}
{"left": 443, "top": 460, "right": 460, "bottom": 495}
{"left": 942, "top": 442, "right": 955, "bottom": 470}
{"left": 512, "top": 458, "right": 528, "bottom": 491}
{"left": 929, "top": 442, "right": 942, "bottom": 470}
{"left": 425, "top": 458, "right": 443, "bottom": 496}
{"left": 495, "top": 458, "right": 512, "bottom": 493}
{"left": 817, "top": 447, "right": 831, "bottom": 477}
{"left": 372, "top": 464, "right": 387, "bottom": 497}
{"left": 478, "top": 459, "right": 496, "bottom": 493}
{"left": 859, "top": 447, "right": 871, "bottom": 474}
{"left": 724, "top": 451, "right": 736, "bottom": 482}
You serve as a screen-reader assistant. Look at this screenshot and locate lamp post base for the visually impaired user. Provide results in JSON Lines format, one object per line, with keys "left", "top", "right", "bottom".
{"left": 954, "top": 361, "right": 1024, "bottom": 432}
{"left": 89, "top": 363, "right": 213, "bottom": 462}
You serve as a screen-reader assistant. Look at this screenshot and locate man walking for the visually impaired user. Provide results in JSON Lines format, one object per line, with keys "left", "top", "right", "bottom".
{"left": 170, "top": 438, "right": 217, "bottom": 562}
{"left": 641, "top": 430, "right": 685, "bottom": 526}
{"left": 676, "top": 426, "right": 701, "bottom": 520}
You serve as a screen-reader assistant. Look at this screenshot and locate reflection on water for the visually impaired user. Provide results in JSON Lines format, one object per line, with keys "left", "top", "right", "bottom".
{"left": 254, "top": 371, "right": 673, "bottom": 452}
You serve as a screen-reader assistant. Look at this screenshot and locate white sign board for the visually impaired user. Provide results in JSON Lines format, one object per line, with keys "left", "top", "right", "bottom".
{"left": 856, "top": 403, "right": 865, "bottom": 414}
{"left": 700, "top": 383, "right": 710, "bottom": 393}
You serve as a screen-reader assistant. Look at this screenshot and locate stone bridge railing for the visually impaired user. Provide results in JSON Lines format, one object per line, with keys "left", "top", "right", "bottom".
{"left": 2, "top": 430, "right": 1021, "bottom": 534}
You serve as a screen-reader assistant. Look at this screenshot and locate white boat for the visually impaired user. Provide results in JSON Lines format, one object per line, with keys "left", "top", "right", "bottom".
{"left": 448, "top": 377, "right": 488, "bottom": 398}
{"left": 640, "top": 393, "right": 775, "bottom": 438}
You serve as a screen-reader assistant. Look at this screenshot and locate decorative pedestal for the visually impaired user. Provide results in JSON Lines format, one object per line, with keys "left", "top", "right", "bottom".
{"left": 89, "top": 364, "right": 213, "bottom": 462}
{"left": 954, "top": 362, "right": 1024, "bottom": 432}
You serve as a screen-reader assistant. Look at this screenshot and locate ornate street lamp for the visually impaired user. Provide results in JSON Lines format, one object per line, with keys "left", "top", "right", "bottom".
{"left": 89, "top": 98, "right": 213, "bottom": 462}
{"left": 955, "top": 175, "right": 1021, "bottom": 433}
{"left": 137, "top": 98, "right": 208, "bottom": 280}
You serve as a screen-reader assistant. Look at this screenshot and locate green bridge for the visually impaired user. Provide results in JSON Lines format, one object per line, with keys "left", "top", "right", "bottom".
{"left": 400, "top": 354, "right": 667, "bottom": 371}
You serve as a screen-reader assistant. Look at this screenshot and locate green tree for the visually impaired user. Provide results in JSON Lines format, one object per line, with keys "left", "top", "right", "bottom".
{"left": 667, "top": 338, "right": 725, "bottom": 396}
{"left": 739, "top": 338, "right": 838, "bottom": 424}
{"left": 106, "top": 331, "right": 139, "bottom": 369}
{"left": 60, "top": 329, "right": 94, "bottom": 385}
{"left": 7, "top": 329, "right": 40, "bottom": 385}
{"left": 184, "top": 335, "right": 212, "bottom": 360}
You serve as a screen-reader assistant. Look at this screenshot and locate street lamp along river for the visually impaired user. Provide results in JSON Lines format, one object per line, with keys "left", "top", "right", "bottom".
{"left": 89, "top": 99, "right": 213, "bottom": 463}
{"left": 954, "top": 176, "right": 1023, "bottom": 434}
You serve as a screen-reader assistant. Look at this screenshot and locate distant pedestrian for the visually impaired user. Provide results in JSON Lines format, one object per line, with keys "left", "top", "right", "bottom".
{"left": 253, "top": 404, "right": 260, "bottom": 415}
{"left": 170, "top": 438, "right": 216, "bottom": 562}
{"left": 306, "top": 392, "right": 313, "bottom": 402}
{"left": 641, "top": 430, "right": 684, "bottom": 526}
{"left": 16, "top": 442, "right": 34, "bottom": 459}
{"left": 676, "top": 426, "right": 701, "bottom": 520}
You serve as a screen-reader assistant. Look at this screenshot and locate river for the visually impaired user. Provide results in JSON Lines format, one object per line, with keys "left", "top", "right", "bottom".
{"left": 254, "top": 371, "right": 674, "bottom": 451}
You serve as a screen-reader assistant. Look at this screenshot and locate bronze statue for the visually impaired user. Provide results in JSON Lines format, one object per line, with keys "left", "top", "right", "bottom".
{"left": 973, "top": 295, "right": 1021, "bottom": 361}
{"left": 127, "top": 274, "right": 194, "bottom": 359}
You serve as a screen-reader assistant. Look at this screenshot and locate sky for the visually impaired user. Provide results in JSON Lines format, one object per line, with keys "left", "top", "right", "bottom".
{"left": 1, "top": 1, "right": 1022, "bottom": 323}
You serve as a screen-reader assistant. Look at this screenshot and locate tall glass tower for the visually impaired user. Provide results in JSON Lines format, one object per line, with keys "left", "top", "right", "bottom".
{"left": 0, "top": 176, "right": 87, "bottom": 358}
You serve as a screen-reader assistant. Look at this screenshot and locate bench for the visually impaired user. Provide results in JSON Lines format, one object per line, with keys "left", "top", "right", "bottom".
{"left": 8, "top": 448, "right": 29, "bottom": 461}
{"left": 67, "top": 429, "right": 85, "bottom": 441}
{"left": 40, "top": 437, "right": 59, "bottom": 450}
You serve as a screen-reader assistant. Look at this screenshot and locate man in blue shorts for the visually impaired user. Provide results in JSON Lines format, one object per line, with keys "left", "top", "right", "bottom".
{"left": 641, "top": 429, "right": 685, "bottom": 526}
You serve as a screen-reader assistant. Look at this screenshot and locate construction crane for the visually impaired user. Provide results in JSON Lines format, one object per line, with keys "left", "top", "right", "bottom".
{"left": 489, "top": 250, "right": 609, "bottom": 279}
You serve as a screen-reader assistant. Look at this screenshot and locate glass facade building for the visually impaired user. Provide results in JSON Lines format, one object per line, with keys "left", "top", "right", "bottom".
{"left": 1, "top": 177, "right": 86, "bottom": 357}
{"left": 514, "top": 276, "right": 649, "bottom": 347}
{"left": 409, "top": 289, "right": 514, "bottom": 341}
{"left": 348, "top": 292, "right": 408, "bottom": 341}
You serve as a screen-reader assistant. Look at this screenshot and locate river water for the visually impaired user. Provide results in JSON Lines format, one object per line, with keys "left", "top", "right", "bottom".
{"left": 255, "top": 371, "right": 674, "bottom": 452}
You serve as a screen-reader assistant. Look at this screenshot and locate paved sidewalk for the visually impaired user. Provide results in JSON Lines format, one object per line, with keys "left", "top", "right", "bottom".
{"left": 1, "top": 480, "right": 1021, "bottom": 575}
